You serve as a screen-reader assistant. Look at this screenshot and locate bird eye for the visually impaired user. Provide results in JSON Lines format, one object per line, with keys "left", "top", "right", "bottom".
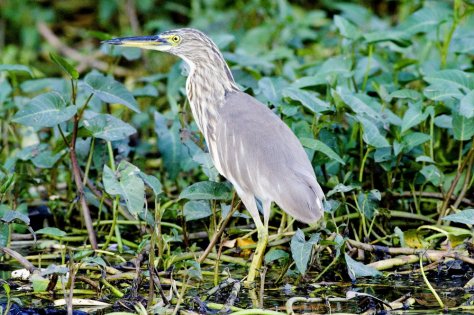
{"left": 171, "top": 35, "right": 180, "bottom": 43}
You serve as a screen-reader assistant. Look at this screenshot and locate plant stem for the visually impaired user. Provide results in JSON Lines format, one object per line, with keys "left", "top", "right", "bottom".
{"left": 419, "top": 255, "right": 444, "bottom": 309}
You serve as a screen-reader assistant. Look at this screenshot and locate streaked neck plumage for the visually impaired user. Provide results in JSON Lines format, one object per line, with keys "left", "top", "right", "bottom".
{"left": 178, "top": 49, "right": 239, "bottom": 141}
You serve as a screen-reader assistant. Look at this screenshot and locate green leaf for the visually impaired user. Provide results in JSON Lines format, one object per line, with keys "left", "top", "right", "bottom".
{"left": 265, "top": 249, "right": 289, "bottom": 264}
{"left": 2, "top": 210, "right": 30, "bottom": 225}
{"left": 442, "top": 209, "right": 474, "bottom": 225}
{"left": 36, "top": 227, "right": 67, "bottom": 237}
{"left": 31, "top": 150, "right": 63, "bottom": 169}
{"left": 345, "top": 253, "right": 382, "bottom": 281}
{"left": 402, "top": 132, "right": 431, "bottom": 149}
{"left": 84, "top": 113, "right": 136, "bottom": 141}
{"left": 103, "top": 161, "right": 145, "bottom": 215}
{"left": 183, "top": 200, "right": 211, "bottom": 221}
{"left": 363, "top": 30, "right": 411, "bottom": 47}
{"left": 139, "top": 173, "right": 162, "bottom": 197}
{"left": 327, "top": 184, "right": 357, "bottom": 197}
{"left": 460, "top": 90, "right": 474, "bottom": 119}
{"left": 339, "top": 90, "right": 401, "bottom": 125}
{"left": 300, "top": 138, "right": 345, "bottom": 165}
{"left": 420, "top": 165, "right": 444, "bottom": 186}
{"left": 282, "top": 87, "right": 330, "bottom": 114}
{"left": 258, "top": 77, "right": 282, "bottom": 105}
{"left": 179, "top": 181, "right": 231, "bottom": 200}
{"left": 154, "top": 112, "right": 196, "bottom": 179}
{"left": 424, "top": 70, "right": 474, "bottom": 93}
{"left": 0, "top": 64, "right": 33, "bottom": 76}
{"left": 290, "top": 229, "right": 320, "bottom": 275}
{"left": 357, "top": 116, "right": 390, "bottom": 148}
{"left": 357, "top": 190, "right": 380, "bottom": 220}
{"left": 12, "top": 92, "right": 77, "bottom": 128}
{"left": 334, "top": 15, "right": 361, "bottom": 40}
{"left": 399, "top": 5, "right": 451, "bottom": 35}
{"left": 49, "top": 52, "right": 79, "bottom": 79}
{"left": 83, "top": 72, "right": 140, "bottom": 113}
{"left": 389, "top": 89, "right": 421, "bottom": 101}
{"left": 401, "top": 102, "right": 430, "bottom": 133}
{"left": 453, "top": 113, "right": 474, "bottom": 141}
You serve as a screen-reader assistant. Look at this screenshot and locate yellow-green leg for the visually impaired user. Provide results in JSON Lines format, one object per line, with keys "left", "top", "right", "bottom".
{"left": 246, "top": 219, "right": 268, "bottom": 284}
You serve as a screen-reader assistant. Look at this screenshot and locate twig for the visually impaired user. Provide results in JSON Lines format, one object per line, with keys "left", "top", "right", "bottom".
{"left": 348, "top": 239, "right": 474, "bottom": 269}
{"left": 438, "top": 148, "right": 474, "bottom": 223}
{"left": 198, "top": 194, "right": 239, "bottom": 263}
{"left": 70, "top": 113, "right": 97, "bottom": 249}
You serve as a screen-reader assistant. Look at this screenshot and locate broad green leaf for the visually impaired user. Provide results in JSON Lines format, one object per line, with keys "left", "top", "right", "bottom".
{"left": 183, "top": 200, "right": 211, "bottom": 221}
{"left": 401, "top": 102, "right": 430, "bottom": 133}
{"left": 83, "top": 72, "right": 140, "bottom": 113}
{"left": 49, "top": 52, "right": 79, "bottom": 79}
{"left": 81, "top": 256, "right": 107, "bottom": 268}
{"left": 453, "top": 113, "right": 474, "bottom": 141}
{"left": 84, "top": 113, "right": 136, "bottom": 141}
{"left": 357, "top": 116, "right": 390, "bottom": 148}
{"left": 334, "top": 15, "right": 361, "bottom": 40}
{"left": 2, "top": 210, "right": 30, "bottom": 225}
{"left": 154, "top": 112, "right": 196, "bottom": 179}
{"left": 460, "top": 90, "right": 474, "bottom": 119}
{"left": 399, "top": 5, "right": 451, "bottom": 35}
{"left": 12, "top": 92, "right": 77, "bottom": 128}
{"left": 317, "top": 56, "right": 353, "bottom": 80}
{"left": 21, "top": 78, "right": 66, "bottom": 93}
{"left": 327, "top": 184, "right": 357, "bottom": 197}
{"left": 389, "top": 89, "right": 421, "bottom": 101}
{"left": 31, "top": 150, "right": 63, "bottom": 168}
{"left": 265, "top": 249, "right": 289, "bottom": 264}
{"left": 258, "top": 77, "right": 283, "bottom": 105}
{"left": 357, "top": 190, "right": 380, "bottom": 220}
{"left": 36, "top": 227, "right": 66, "bottom": 237}
{"left": 290, "top": 76, "right": 327, "bottom": 89}
{"left": 300, "top": 138, "right": 345, "bottom": 165}
{"left": 179, "top": 181, "right": 231, "bottom": 200}
{"left": 402, "top": 132, "right": 431, "bottom": 149}
{"left": 290, "top": 229, "right": 320, "bottom": 275}
{"left": 363, "top": 30, "right": 411, "bottom": 47}
{"left": 0, "top": 64, "right": 33, "bottom": 76}
{"left": 139, "top": 173, "right": 162, "bottom": 197}
{"left": 345, "top": 254, "right": 381, "bottom": 281}
{"left": 339, "top": 90, "right": 401, "bottom": 125}
{"left": 282, "top": 87, "right": 330, "bottom": 113}
{"left": 434, "top": 115, "right": 452, "bottom": 129}
{"left": 424, "top": 70, "right": 474, "bottom": 93}
{"left": 424, "top": 84, "right": 464, "bottom": 101}
{"left": 193, "top": 151, "right": 219, "bottom": 182}
{"left": 442, "top": 209, "right": 474, "bottom": 225}
{"left": 103, "top": 161, "right": 145, "bottom": 215}
{"left": 420, "top": 165, "right": 444, "bottom": 186}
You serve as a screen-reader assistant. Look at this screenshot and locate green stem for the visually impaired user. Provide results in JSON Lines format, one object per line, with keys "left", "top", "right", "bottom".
{"left": 419, "top": 255, "right": 444, "bottom": 309}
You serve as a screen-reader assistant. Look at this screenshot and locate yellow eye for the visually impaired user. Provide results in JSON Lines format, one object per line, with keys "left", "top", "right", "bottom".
{"left": 171, "top": 35, "right": 180, "bottom": 43}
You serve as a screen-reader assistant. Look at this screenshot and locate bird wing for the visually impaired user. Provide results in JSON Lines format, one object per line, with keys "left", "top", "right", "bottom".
{"left": 213, "top": 91, "right": 324, "bottom": 224}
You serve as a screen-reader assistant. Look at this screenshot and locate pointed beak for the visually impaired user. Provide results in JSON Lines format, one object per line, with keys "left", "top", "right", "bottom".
{"left": 102, "top": 35, "right": 169, "bottom": 50}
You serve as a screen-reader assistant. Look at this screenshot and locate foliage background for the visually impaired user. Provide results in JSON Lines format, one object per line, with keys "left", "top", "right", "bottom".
{"left": 0, "top": 0, "right": 473, "bottom": 311}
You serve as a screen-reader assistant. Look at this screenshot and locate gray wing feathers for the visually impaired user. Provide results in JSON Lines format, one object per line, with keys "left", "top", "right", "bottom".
{"left": 214, "top": 91, "right": 324, "bottom": 224}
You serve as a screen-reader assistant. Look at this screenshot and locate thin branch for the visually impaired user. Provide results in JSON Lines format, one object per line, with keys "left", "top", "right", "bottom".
{"left": 70, "top": 113, "right": 98, "bottom": 249}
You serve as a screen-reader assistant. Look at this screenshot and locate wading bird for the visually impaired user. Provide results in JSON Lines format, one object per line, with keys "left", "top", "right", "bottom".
{"left": 104, "top": 28, "right": 325, "bottom": 283}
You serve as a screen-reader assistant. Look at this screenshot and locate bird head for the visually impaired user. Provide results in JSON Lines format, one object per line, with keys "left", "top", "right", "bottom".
{"left": 103, "top": 28, "right": 216, "bottom": 63}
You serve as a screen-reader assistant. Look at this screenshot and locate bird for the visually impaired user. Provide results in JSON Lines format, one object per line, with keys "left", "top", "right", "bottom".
{"left": 104, "top": 28, "right": 325, "bottom": 283}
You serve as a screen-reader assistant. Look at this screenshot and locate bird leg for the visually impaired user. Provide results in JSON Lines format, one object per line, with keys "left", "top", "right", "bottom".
{"left": 246, "top": 219, "right": 268, "bottom": 284}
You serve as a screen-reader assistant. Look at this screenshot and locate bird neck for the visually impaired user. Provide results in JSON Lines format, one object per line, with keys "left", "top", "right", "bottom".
{"left": 182, "top": 55, "right": 239, "bottom": 139}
